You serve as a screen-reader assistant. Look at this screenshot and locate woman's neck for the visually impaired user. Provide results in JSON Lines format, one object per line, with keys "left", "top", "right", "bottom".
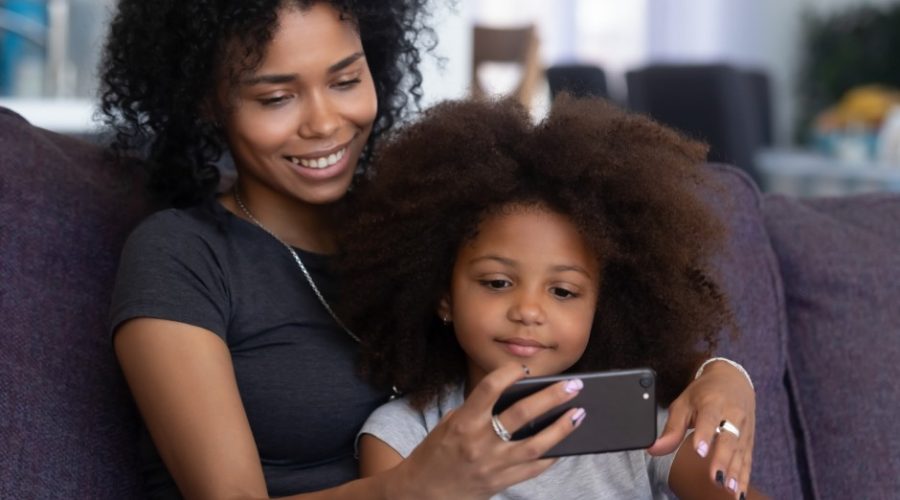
{"left": 223, "top": 183, "right": 340, "bottom": 254}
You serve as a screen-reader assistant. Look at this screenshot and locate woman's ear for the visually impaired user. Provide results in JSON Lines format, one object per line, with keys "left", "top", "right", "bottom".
{"left": 437, "top": 294, "right": 452, "bottom": 324}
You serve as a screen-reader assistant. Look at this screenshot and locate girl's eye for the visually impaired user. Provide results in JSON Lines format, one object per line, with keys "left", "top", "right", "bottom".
{"left": 480, "top": 279, "right": 511, "bottom": 290}
{"left": 333, "top": 78, "right": 361, "bottom": 90}
{"left": 551, "top": 287, "right": 579, "bottom": 299}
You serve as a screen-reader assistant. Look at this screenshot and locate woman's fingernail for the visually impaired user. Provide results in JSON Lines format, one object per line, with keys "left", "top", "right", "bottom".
{"left": 696, "top": 440, "right": 709, "bottom": 458}
{"left": 571, "top": 408, "right": 587, "bottom": 427}
{"left": 727, "top": 477, "right": 737, "bottom": 491}
{"left": 715, "top": 470, "right": 724, "bottom": 485}
{"left": 522, "top": 364, "right": 530, "bottom": 376}
{"left": 564, "top": 378, "right": 584, "bottom": 393}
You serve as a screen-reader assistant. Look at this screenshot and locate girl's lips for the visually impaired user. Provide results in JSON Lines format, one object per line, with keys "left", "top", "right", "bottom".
{"left": 497, "top": 338, "right": 549, "bottom": 358}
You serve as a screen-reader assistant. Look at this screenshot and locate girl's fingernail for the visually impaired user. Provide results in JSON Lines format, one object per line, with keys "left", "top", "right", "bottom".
{"left": 696, "top": 440, "right": 709, "bottom": 458}
{"left": 727, "top": 477, "right": 737, "bottom": 491}
{"left": 571, "top": 408, "right": 587, "bottom": 427}
{"left": 715, "top": 470, "right": 725, "bottom": 485}
{"left": 522, "top": 364, "right": 530, "bottom": 375}
{"left": 564, "top": 378, "right": 584, "bottom": 393}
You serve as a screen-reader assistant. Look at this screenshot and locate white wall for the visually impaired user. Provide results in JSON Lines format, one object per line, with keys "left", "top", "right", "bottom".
{"left": 417, "top": 0, "right": 474, "bottom": 110}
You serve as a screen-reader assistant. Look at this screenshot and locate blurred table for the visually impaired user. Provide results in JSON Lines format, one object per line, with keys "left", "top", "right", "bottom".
{"left": 0, "top": 97, "right": 98, "bottom": 134}
{"left": 755, "top": 148, "right": 900, "bottom": 197}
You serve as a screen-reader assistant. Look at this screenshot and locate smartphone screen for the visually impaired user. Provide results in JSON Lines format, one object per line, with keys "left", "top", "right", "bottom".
{"left": 492, "top": 368, "right": 657, "bottom": 457}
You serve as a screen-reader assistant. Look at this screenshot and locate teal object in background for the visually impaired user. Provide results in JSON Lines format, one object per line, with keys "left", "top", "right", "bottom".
{"left": 0, "top": 0, "right": 48, "bottom": 96}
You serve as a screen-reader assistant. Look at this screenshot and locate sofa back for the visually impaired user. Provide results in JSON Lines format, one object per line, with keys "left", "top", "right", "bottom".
{"left": 699, "top": 164, "right": 809, "bottom": 499}
{"left": 764, "top": 193, "right": 900, "bottom": 500}
{"left": 0, "top": 108, "right": 151, "bottom": 498}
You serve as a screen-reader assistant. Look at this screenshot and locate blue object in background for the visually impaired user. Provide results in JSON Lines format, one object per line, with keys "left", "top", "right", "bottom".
{"left": 0, "top": 0, "right": 48, "bottom": 96}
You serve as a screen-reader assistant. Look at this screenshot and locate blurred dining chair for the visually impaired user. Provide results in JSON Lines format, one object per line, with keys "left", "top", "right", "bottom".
{"left": 626, "top": 63, "right": 767, "bottom": 183}
{"left": 546, "top": 63, "right": 608, "bottom": 100}
{"left": 745, "top": 68, "right": 774, "bottom": 147}
{"left": 471, "top": 24, "right": 542, "bottom": 108}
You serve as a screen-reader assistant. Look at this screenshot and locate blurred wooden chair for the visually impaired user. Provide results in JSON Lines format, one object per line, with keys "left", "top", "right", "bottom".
{"left": 471, "top": 24, "right": 542, "bottom": 108}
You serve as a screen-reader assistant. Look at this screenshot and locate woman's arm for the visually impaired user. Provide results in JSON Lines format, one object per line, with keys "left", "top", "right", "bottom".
{"left": 648, "top": 359, "right": 757, "bottom": 499}
{"left": 117, "top": 325, "right": 580, "bottom": 500}
{"left": 115, "top": 318, "right": 269, "bottom": 499}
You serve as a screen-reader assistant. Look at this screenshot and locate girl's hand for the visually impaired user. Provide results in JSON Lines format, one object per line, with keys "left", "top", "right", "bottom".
{"left": 387, "top": 362, "right": 584, "bottom": 500}
{"left": 647, "top": 359, "right": 756, "bottom": 498}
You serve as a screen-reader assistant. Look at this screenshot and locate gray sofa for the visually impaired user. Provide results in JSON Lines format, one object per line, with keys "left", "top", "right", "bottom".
{"left": 1, "top": 106, "right": 898, "bottom": 499}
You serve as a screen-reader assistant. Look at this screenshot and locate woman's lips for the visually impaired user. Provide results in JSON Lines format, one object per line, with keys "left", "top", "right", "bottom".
{"left": 497, "top": 337, "right": 549, "bottom": 357}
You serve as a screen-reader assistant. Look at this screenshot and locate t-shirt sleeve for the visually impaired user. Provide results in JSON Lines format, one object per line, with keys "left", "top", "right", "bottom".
{"left": 647, "top": 408, "right": 680, "bottom": 499}
{"left": 356, "top": 397, "right": 430, "bottom": 459}
{"left": 108, "top": 210, "right": 230, "bottom": 339}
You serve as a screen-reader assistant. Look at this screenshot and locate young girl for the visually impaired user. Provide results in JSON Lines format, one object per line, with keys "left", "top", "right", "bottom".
{"left": 101, "top": 0, "right": 755, "bottom": 497}
{"left": 340, "top": 96, "right": 758, "bottom": 499}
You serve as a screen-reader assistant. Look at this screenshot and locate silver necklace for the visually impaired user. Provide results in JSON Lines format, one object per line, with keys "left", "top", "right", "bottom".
{"left": 232, "top": 186, "right": 361, "bottom": 344}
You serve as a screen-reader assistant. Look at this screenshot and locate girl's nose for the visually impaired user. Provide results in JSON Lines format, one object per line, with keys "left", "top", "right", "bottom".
{"left": 507, "top": 291, "right": 546, "bottom": 325}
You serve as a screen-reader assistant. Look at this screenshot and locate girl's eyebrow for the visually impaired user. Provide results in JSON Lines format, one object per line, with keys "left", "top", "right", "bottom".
{"left": 469, "top": 255, "right": 593, "bottom": 279}
{"left": 242, "top": 52, "right": 365, "bottom": 86}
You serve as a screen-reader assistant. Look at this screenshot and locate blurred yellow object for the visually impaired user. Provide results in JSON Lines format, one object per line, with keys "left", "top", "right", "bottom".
{"left": 816, "top": 85, "right": 900, "bottom": 131}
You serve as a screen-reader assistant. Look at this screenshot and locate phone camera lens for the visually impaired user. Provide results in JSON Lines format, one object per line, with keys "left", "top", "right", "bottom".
{"left": 639, "top": 376, "right": 653, "bottom": 388}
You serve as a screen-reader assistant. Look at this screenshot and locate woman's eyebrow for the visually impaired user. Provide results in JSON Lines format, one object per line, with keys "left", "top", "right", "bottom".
{"left": 328, "top": 51, "right": 365, "bottom": 73}
{"left": 242, "top": 52, "right": 365, "bottom": 86}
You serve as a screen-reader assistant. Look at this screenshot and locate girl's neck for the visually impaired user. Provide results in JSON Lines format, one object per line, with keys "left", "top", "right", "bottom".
{"left": 223, "top": 182, "right": 340, "bottom": 254}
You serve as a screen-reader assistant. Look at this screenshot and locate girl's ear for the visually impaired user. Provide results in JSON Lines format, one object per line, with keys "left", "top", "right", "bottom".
{"left": 437, "top": 294, "right": 452, "bottom": 323}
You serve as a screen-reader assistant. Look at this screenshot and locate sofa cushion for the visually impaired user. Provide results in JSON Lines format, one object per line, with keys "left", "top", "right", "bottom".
{"left": 764, "top": 193, "right": 900, "bottom": 500}
{"left": 699, "top": 164, "right": 807, "bottom": 499}
{"left": 0, "top": 108, "right": 150, "bottom": 498}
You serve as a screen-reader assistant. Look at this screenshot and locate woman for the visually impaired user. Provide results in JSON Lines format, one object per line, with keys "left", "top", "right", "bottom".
{"left": 101, "top": 1, "right": 756, "bottom": 498}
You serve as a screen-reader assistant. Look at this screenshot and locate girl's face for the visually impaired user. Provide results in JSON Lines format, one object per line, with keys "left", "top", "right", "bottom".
{"left": 440, "top": 204, "right": 601, "bottom": 390}
{"left": 223, "top": 3, "right": 377, "bottom": 207}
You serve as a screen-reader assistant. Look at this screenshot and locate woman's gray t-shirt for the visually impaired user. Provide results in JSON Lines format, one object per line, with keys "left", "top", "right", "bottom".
{"left": 110, "top": 199, "right": 387, "bottom": 498}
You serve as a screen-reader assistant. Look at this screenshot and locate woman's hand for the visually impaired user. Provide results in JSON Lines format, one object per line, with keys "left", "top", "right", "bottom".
{"left": 648, "top": 359, "right": 756, "bottom": 498}
{"left": 386, "top": 362, "right": 584, "bottom": 500}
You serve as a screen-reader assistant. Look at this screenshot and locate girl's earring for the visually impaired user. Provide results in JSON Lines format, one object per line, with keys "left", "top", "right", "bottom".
{"left": 442, "top": 316, "right": 451, "bottom": 325}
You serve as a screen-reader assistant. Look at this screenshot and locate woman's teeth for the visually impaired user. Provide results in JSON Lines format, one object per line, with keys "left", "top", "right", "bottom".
{"left": 290, "top": 148, "right": 346, "bottom": 169}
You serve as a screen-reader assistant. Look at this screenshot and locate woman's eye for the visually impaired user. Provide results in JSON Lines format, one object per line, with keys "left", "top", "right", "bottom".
{"left": 551, "top": 287, "right": 579, "bottom": 299}
{"left": 259, "top": 95, "right": 290, "bottom": 106}
{"left": 334, "top": 78, "right": 361, "bottom": 90}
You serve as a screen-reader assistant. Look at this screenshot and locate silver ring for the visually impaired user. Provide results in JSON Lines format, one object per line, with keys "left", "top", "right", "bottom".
{"left": 716, "top": 419, "right": 741, "bottom": 438}
{"left": 491, "top": 415, "right": 512, "bottom": 442}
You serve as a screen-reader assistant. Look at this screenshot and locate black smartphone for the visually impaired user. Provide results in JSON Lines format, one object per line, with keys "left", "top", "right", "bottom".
{"left": 492, "top": 368, "right": 657, "bottom": 458}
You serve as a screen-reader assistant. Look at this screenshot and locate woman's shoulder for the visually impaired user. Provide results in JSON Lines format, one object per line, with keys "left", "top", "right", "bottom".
{"left": 126, "top": 199, "right": 232, "bottom": 249}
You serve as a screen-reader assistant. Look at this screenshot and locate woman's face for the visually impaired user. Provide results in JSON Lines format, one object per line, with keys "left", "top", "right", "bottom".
{"left": 440, "top": 204, "right": 601, "bottom": 389}
{"left": 223, "top": 3, "right": 377, "bottom": 207}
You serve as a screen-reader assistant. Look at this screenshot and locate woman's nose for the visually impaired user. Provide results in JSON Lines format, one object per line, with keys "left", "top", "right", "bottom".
{"left": 299, "top": 92, "right": 340, "bottom": 138}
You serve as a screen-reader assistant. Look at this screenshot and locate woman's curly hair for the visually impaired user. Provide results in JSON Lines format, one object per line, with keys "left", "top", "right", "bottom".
{"left": 99, "top": 0, "right": 433, "bottom": 207}
{"left": 338, "top": 96, "right": 736, "bottom": 408}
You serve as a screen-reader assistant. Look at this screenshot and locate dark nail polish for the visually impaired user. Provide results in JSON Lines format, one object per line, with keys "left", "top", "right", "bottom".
{"left": 740, "top": 493, "right": 746, "bottom": 500}
{"left": 715, "top": 470, "right": 724, "bottom": 485}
